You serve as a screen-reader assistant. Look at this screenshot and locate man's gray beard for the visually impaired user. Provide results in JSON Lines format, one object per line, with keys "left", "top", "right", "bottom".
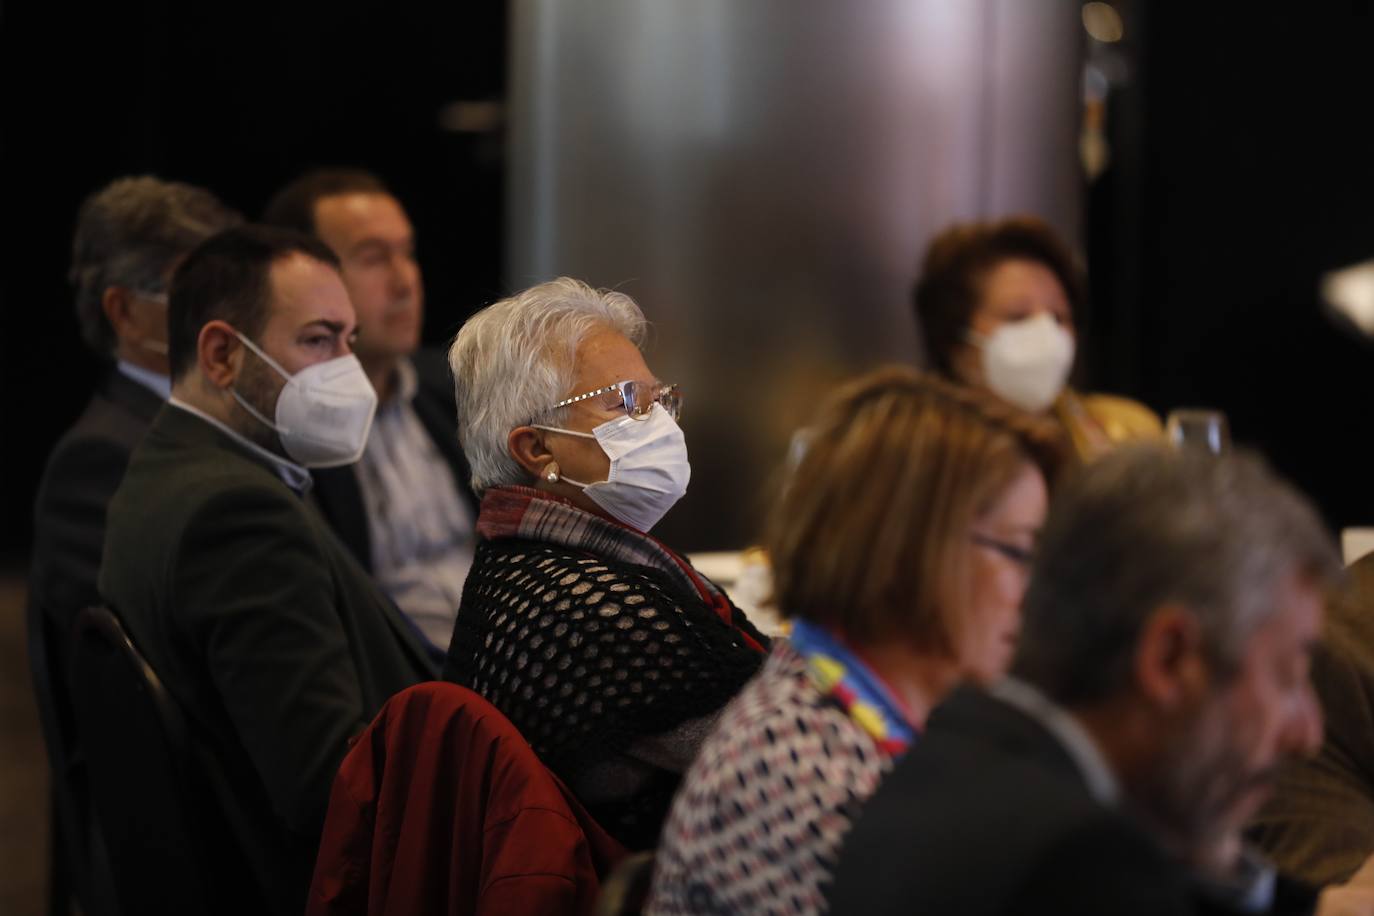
{"left": 1132, "top": 699, "right": 1271, "bottom": 869}
{"left": 232, "top": 358, "right": 288, "bottom": 456}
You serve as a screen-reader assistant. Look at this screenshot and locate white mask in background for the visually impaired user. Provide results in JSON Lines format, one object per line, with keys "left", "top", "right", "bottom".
{"left": 135, "top": 290, "right": 170, "bottom": 356}
{"left": 230, "top": 331, "right": 378, "bottom": 468}
{"left": 533, "top": 403, "right": 691, "bottom": 532}
{"left": 971, "top": 313, "right": 1075, "bottom": 413}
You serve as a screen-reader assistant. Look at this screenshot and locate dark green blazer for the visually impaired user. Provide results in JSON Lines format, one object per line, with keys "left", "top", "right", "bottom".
{"left": 98, "top": 403, "right": 436, "bottom": 913}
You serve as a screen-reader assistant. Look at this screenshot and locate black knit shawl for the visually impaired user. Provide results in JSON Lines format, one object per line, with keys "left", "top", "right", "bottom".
{"left": 443, "top": 536, "right": 768, "bottom": 846}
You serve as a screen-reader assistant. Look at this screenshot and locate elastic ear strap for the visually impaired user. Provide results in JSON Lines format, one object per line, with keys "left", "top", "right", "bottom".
{"left": 233, "top": 330, "right": 292, "bottom": 381}
{"left": 530, "top": 424, "right": 597, "bottom": 440}
{"left": 230, "top": 388, "right": 285, "bottom": 434}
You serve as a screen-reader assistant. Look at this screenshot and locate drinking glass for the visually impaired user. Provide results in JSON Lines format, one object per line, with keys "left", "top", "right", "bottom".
{"left": 1165, "top": 409, "right": 1231, "bottom": 455}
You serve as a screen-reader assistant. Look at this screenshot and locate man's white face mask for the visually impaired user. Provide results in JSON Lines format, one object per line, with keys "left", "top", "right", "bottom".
{"left": 970, "top": 313, "right": 1075, "bottom": 413}
{"left": 229, "top": 331, "right": 378, "bottom": 468}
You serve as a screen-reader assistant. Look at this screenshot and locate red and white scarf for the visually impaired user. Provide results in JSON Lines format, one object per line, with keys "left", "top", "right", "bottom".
{"left": 477, "top": 485, "right": 766, "bottom": 653}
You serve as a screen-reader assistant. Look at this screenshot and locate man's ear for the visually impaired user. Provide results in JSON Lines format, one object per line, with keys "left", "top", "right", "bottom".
{"left": 100, "top": 286, "right": 135, "bottom": 339}
{"left": 1134, "top": 603, "right": 1211, "bottom": 711}
{"left": 508, "top": 425, "right": 555, "bottom": 479}
{"left": 198, "top": 320, "right": 244, "bottom": 389}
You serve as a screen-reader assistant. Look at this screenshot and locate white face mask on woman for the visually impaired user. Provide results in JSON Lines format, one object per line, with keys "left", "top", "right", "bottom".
{"left": 534, "top": 403, "right": 691, "bottom": 532}
{"left": 971, "top": 313, "right": 1075, "bottom": 413}
{"left": 230, "top": 331, "right": 379, "bottom": 468}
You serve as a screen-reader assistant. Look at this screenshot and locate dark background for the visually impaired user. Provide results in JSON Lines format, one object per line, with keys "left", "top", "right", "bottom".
{"left": 5, "top": 2, "right": 1374, "bottom": 561}
{"left": 0, "top": 2, "right": 509, "bottom": 559}
{"left": 1090, "top": 3, "right": 1374, "bottom": 536}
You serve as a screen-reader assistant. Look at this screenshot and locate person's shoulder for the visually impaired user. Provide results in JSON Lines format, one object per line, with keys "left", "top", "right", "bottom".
{"left": 38, "top": 411, "right": 138, "bottom": 498}
{"left": 477, "top": 537, "right": 677, "bottom": 593}
{"left": 688, "top": 645, "right": 885, "bottom": 792}
{"left": 831, "top": 751, "right": 1181, "bottom": 915}
{"left": 116, "top": 422, "right": 308, "bottom": 533}
{"left": 48, "top": 384, "right": 153, "bottom": 457}
{"left": 1077, "top": 390, "right": 1164, "bottom": 441}
{"left": 471, "top": 537, "right": 759, "bottom": 658}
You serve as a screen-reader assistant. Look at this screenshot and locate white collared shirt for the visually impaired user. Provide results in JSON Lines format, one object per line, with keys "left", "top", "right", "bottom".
{"left": 167, "top": 397, "right": 312, "bottom": 495}
{"left": 117, "top": 360, "right": 172, "bottom": 400}
{"left": 353, "top": 359, "right": 475, "bottom": 649}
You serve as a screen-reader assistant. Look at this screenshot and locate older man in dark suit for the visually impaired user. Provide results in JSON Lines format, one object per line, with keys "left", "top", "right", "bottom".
{"left": 30, "top": 176, "right": 240, "bottom": 638}
{"left": 827, "top": 446, "right": 1374, "bottom": 916}
{"left": 27, "top": 178, "right": 239, "bottom": 916}
{"left": 99, "top": 225, "right": 435, "bottom": 915}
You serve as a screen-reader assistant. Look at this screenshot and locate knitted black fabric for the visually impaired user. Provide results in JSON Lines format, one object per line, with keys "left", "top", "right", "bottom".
{"left": 443, "top": 537, "right": 768, "bottom": 847}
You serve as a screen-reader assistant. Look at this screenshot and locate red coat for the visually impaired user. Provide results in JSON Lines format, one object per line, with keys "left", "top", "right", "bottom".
{"left": 307, "top": 682, "right": 627, "bottom": 916}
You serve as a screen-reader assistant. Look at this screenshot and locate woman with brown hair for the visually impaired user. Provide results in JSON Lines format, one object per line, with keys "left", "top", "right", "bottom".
{"left": 645, "top": 366, "right": 1067, "bottom": 915}
{"left": 914, "top": 215, "right": 1160, "bottom": 461}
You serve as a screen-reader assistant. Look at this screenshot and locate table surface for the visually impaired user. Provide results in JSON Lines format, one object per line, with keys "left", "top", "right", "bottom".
{"left": 687, "top": 550, "right": 786, "bottom": 637}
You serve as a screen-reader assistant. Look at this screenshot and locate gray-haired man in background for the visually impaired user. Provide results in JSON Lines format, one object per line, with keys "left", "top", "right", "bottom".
{"left": 27, "top": 175, "right": 240, "bottom": 916}
{"left": 31, "top": 175, "right": 241, "bottom": 636}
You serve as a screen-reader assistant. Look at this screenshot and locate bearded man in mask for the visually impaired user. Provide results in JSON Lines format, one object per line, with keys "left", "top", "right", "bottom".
{"left": 441, "top": 277, "right": 769, "bottom": 850}
{"left": 262, "top": 169, "right": 478, "bottom": 651}
{"left": 98, "top": 226, "right": 435, "bottom": 915}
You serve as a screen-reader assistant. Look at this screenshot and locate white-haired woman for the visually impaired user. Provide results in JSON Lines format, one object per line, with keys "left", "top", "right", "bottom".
{"left": 442, "top": 277, "right": 769, "bottom": 849}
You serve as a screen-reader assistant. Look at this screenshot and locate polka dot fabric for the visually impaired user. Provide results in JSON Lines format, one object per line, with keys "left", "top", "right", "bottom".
{"left": 646, "top": 644, "right": 893, "bottom": 915}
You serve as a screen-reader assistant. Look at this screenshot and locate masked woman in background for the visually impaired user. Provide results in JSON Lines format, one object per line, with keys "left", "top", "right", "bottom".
{"left": 442, "top": 277, "right": 768, "bottom": 850}
{"left": 913, "top": 215, "right": 1160, "bottom": 461}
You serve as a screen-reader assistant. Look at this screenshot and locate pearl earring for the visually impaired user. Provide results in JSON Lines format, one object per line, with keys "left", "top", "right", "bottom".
{"left": 545, "top": 463, "right": 560, "bottom": 482}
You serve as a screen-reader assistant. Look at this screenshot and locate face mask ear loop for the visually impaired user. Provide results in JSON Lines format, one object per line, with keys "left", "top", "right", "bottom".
{"left": 530, "top": 424, "right": 597, "bottom": 440}
{"left": 228, "top": 329, "right": 298, "bottom": 436}
{"left": 230, "top": 387, "right": 288, "bottom": 435}
{"left": 531, "top": 425, "right": 598, "bottom": 489}
{"left": 233, "top": 330, "right": 293, "bottom": 382}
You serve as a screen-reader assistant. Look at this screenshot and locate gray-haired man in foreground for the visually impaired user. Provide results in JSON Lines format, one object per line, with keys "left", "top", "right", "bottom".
{"left": 829, "top": 444, "right": 1374, "bottom": 915}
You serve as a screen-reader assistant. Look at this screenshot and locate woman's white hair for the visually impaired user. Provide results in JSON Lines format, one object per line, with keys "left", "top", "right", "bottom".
{"left": 448, "top": 277, "right": 647, "bottom": 492}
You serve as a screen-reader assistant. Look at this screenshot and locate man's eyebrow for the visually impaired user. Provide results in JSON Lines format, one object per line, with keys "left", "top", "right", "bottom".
{"left": 301, "top": 319, "right": 347, "bottom": 335}
{"left": 348, "top": 234, "right": 414, "bottom": 255}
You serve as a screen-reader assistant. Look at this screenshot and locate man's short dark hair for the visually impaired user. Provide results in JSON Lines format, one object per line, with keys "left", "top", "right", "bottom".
{"left": 168, "top": 226, "right": 341, "bottom": 381}
{"left": 70, "top": 176, "right": 242, "bottom": 357}
{"left": 260, "top": 168, "right": 392, "bottom": 236}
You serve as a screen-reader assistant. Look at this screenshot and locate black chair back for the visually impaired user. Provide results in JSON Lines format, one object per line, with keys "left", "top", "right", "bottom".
{"left": 68, "top": 606, "right": 250, "bottom": 916}
{"left": 25, "top": 597, "right": 118, "bottom": 916}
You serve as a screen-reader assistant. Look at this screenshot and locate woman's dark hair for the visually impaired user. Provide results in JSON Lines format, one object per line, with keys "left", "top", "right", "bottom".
{"left": 912, "top": 215, "right": 1086, "bottom": 377}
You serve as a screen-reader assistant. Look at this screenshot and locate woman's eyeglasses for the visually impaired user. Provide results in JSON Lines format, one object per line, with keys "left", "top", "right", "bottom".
{"left": 546, "top": 379, "right": 683, "bottom": 422}
{"left": 970, "top": 532, "right": 1034, "bottom": 568}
